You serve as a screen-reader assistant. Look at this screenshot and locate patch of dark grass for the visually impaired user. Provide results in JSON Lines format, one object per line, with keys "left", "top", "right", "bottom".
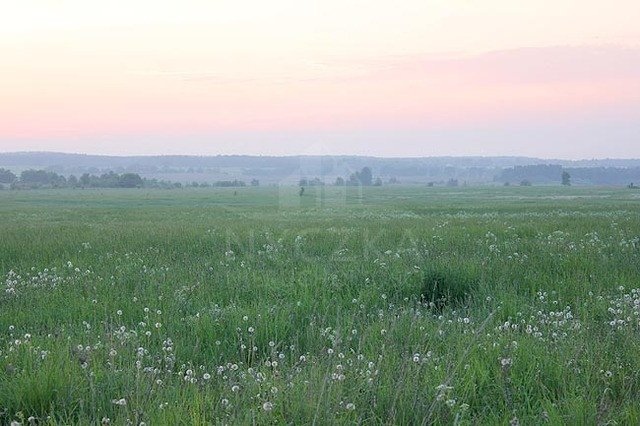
{"left": 419, "top": 264, "right": 479, "bottom": 310}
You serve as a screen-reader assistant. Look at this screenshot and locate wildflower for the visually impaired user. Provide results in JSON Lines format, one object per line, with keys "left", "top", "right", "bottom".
{"left": 248, "top": 327, "right": 255, "bottom": 333}
{"left": 346, "top": 403, "right": 356, "bottom": 411}
{"left": 262, "top": 401, "right": 274, "bottom": 411}
{"left": 116, "top": 310, "right": 122, "bottom": 316}
{"left": 155, "top": 323, "right": 161, "bottom": 328}
{"left": 112, "top": 398, "right": 127, "bottom": 406}
{"left": 232, "top": 385, "right": 240, "bottom": 392}
{"left": 101, "top": 418, "right": 111, "bottom": 425}
{"left": 203, "top": 373, "right": 211, "bottom": 380}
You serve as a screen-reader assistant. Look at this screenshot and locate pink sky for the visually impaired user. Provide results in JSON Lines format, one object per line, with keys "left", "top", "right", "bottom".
{"left": 1, "top": 0, "right": 640, "bottom": 158}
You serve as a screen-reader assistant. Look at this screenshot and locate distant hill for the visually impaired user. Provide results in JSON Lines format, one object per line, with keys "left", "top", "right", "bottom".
{"left": 1, "top": 152, "right": 640, "bottom": 185}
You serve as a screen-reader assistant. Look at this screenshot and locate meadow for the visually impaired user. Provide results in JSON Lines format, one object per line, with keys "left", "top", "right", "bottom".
{"left": 1, "top": 186, "right": 640, "bottom": 425}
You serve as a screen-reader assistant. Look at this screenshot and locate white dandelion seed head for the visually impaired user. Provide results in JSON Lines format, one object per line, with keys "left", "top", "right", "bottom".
{"left": 500, "top": 358, "right": 512, "bottom": 367}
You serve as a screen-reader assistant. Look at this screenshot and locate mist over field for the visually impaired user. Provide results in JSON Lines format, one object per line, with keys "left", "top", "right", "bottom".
{"left": 1, "top": 152, "right": 640, "bottom": 187}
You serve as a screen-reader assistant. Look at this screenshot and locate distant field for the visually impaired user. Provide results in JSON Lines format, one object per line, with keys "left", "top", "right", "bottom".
{"left": 1, "top": 186, "right": 640, "bottom": 424}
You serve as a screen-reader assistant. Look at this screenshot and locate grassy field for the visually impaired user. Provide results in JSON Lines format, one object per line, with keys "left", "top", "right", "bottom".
{"left": 1, "top": 186, "right": 640, "bottom": 425}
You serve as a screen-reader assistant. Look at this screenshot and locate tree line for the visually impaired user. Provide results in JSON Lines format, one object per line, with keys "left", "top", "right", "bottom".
{"left": 300, "top": 167, "right": 383, "bottom": 187}
{"left": 0, "top": 168, "right": 254, "bottom": 190}
{"left": 497, "top": 164, "right": 640, "bottom": 186}
{"left": 0, "top": 169, "right": 146, "bottom": 189}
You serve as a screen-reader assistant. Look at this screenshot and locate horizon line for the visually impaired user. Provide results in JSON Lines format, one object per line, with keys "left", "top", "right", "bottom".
{"left": 2, "top": 151, "right": 639, "bottom": 162}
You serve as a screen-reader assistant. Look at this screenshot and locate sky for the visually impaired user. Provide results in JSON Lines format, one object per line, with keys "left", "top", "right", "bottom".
{"left": 1, "top": 0, "right": 640, "bottom": 159}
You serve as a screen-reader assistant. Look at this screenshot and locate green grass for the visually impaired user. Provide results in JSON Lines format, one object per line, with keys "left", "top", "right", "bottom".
{"left": 1, "top": 186, "right": 639, "bottom": 424}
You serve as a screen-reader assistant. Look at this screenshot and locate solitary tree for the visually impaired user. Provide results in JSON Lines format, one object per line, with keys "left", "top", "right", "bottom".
{"left": 561, "top": 171, "right": 571, "bottom": 186}
{"left": 118, "top": 173, "right": 144, "bottom": 188}
{"left": 79, "top": 173, "right": 91, "bottom": 187}
{"left": 347, "top": 167, "right": 374, "bottom": 186}
{"left": 67, "top": 175, "right": 78, "bottom": 188}
{"left": 359, "top": 167, "right": 373, "bottom": 186}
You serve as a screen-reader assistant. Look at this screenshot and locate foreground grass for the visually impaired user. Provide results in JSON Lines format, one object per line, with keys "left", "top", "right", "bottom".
{"left": 1, "top": 186, "right": 640, "bottom": 425}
